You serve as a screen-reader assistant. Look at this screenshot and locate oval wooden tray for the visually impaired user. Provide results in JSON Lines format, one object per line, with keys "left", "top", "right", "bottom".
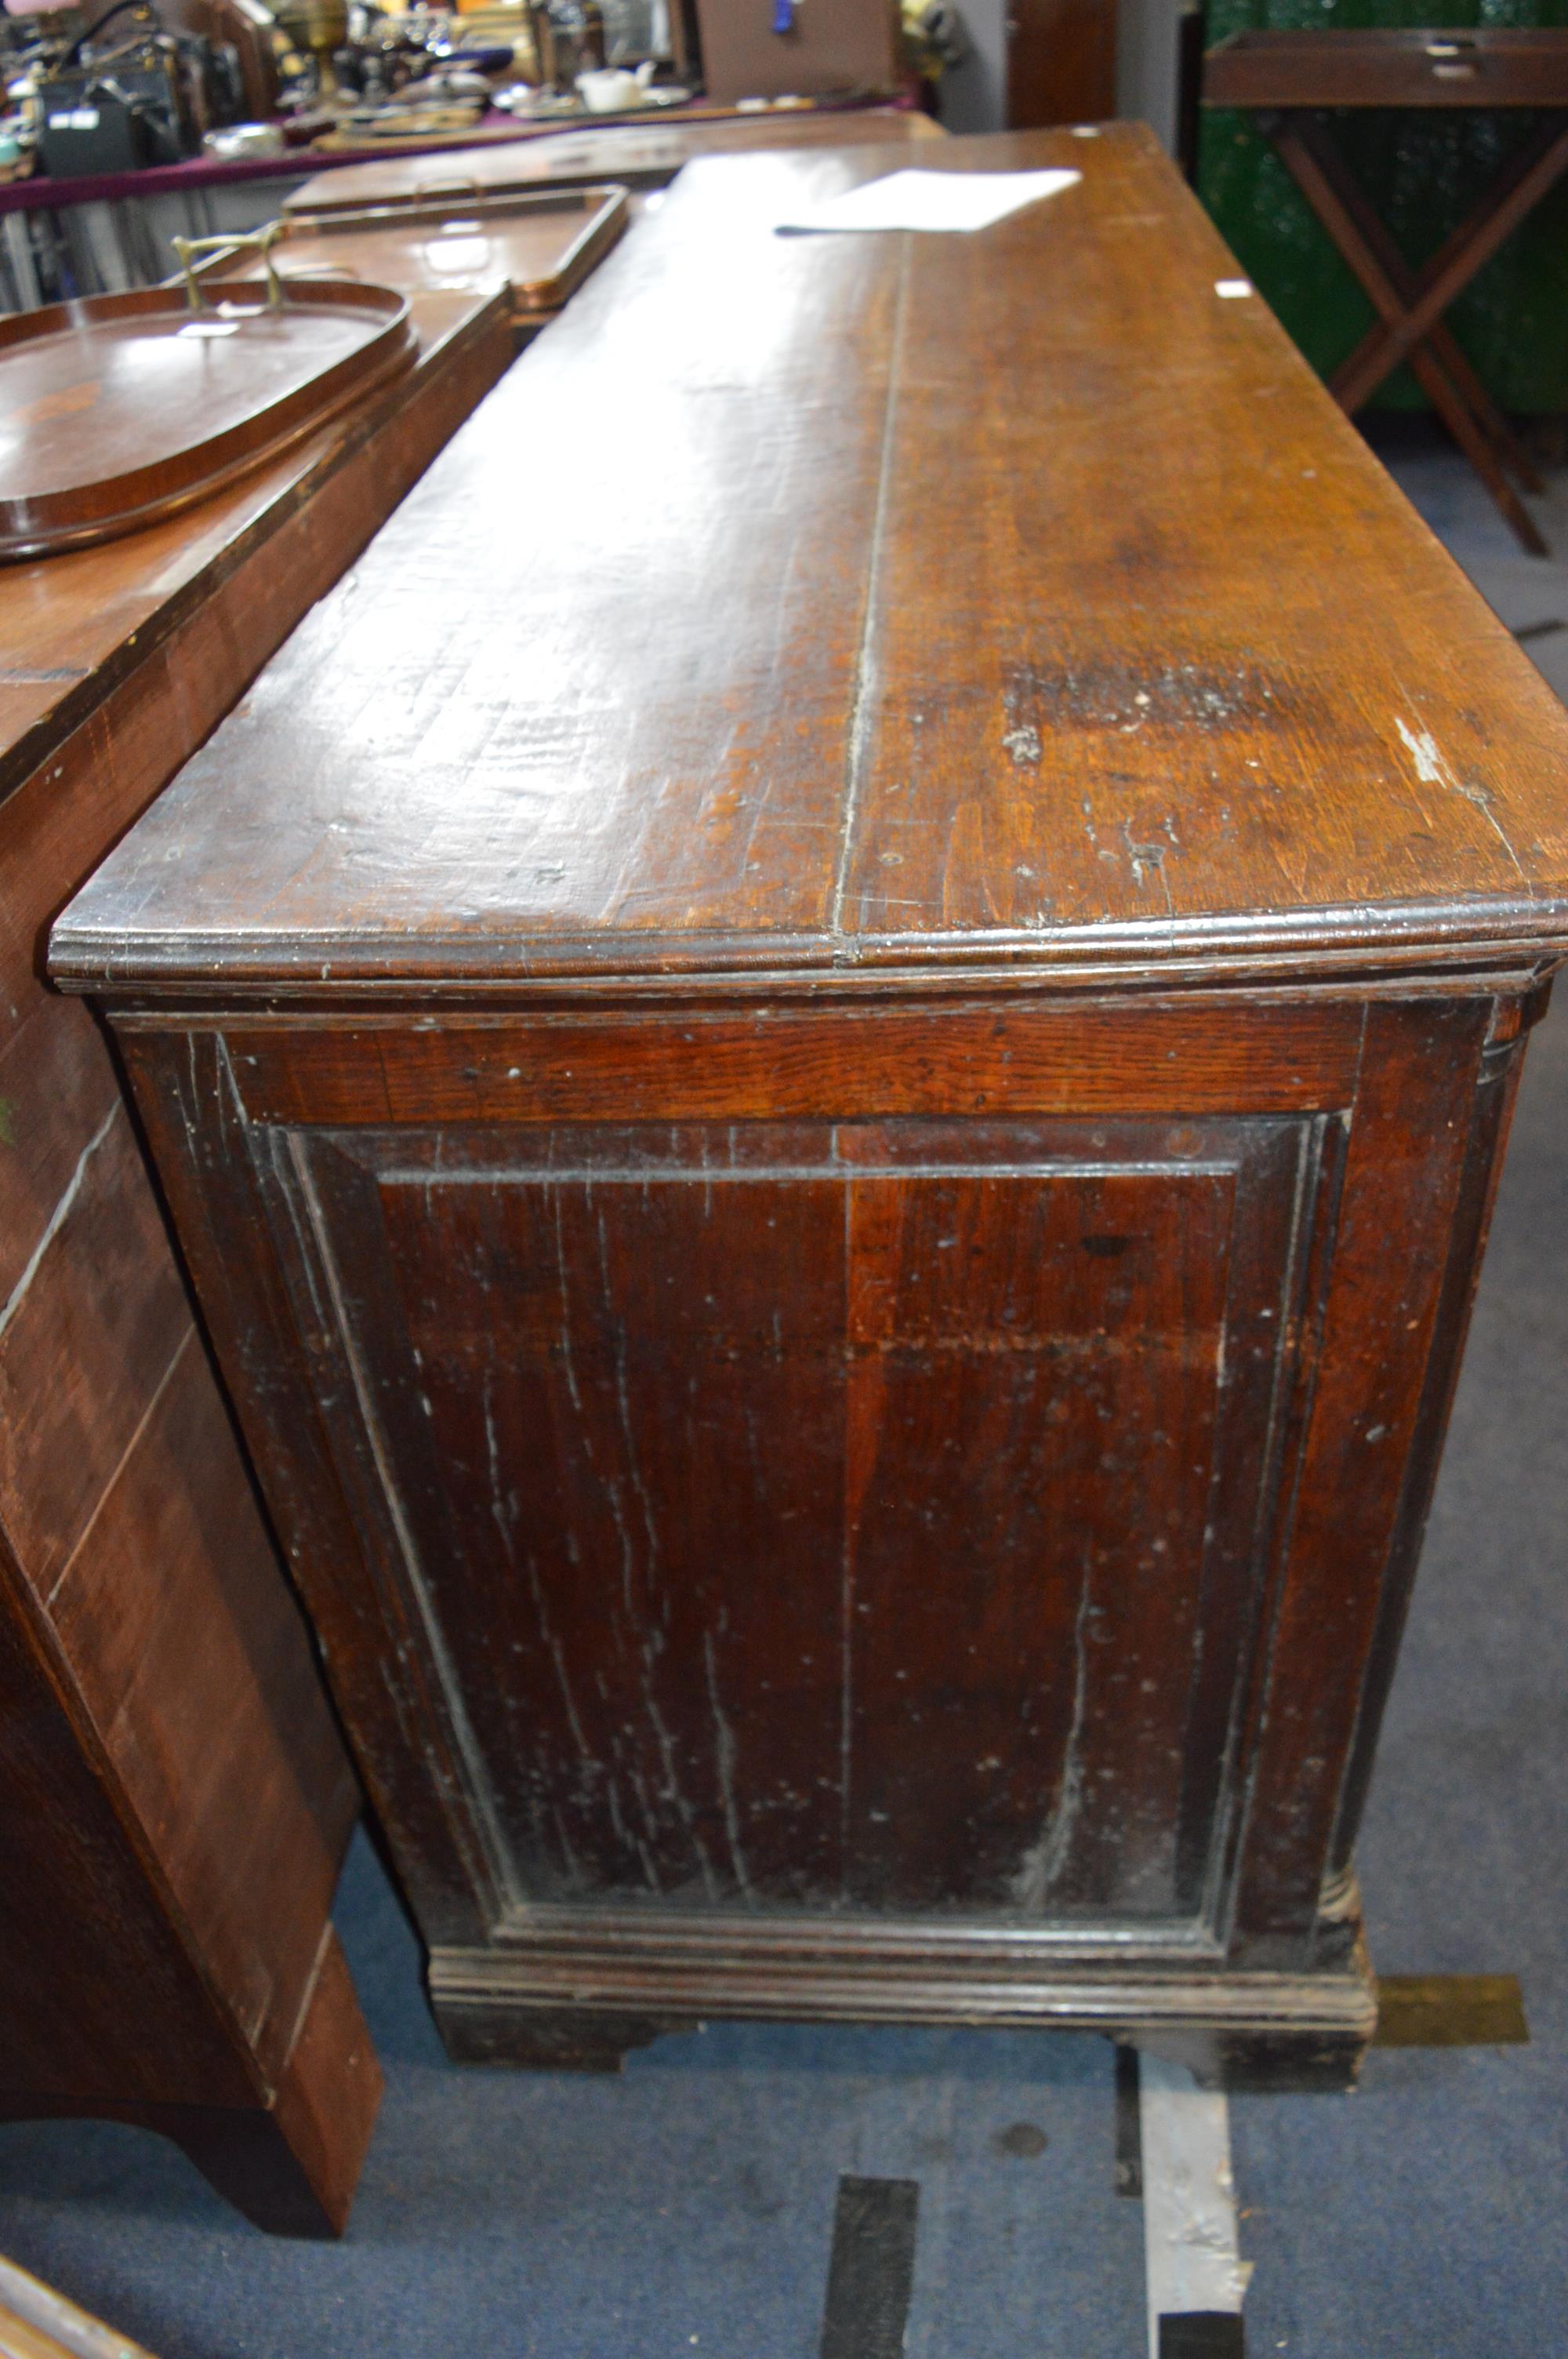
{"left": 0, "top": 279, "right": 418, "bottom": 562}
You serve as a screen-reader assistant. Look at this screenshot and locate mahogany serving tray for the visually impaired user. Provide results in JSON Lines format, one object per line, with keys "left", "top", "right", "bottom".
{"left": 0, "top": 279, "right": 417, "bottom": 562}
{"left": 255, "top": 185, "right": 630, "bottom": 330}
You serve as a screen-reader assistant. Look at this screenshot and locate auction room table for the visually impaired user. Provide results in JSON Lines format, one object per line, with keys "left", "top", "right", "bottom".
{"left": 52, "top": 126, "right": 1568, "bottom": 2089}
{"left": 0, "top": 276, "right": 510, "bottom": 2232}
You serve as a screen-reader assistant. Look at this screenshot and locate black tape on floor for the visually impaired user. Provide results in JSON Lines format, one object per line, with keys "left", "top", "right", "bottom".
{"left": 1114, "top": 2044, "right": 1143, "bottom": 2198}
{"left": 1159, "top": 2312, "right": 1246, "bottom": 2357}
{"left": 819, "top": 2175, "right": 920, "bottom": 2359}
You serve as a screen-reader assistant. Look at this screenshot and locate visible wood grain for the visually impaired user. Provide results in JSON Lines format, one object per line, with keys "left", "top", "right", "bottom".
{"left": 0, "top": 1100, "right": 190, "bottom": 1599}
{"left": 53, "top": 129, "right": 1568, "bottom": 1001}
{"left": 218, "top": 999, "right": 1365, "bottom": 1126}
{"left": 0, "top": 270, "right": 504, "bottom": 2229}
{"left": 49, "top": 1325, "right": 351, "bottom": 2085}
{"left": 241, "top": 1925, "right": 383, "bottom": 2235}
{"left": 278, "top": 1114, "right": 1289, "bottom": 1921}
{"left": 116, "top": 1027, "right": 511, "bottom": 1949}
{"left": 1230, "top": 999, "right": 1490, "bottom": 1952}
{"left": 214, "top": 188, "right": 630, "bottom": 336}
{"left": 0, "top": 1537, "right": 256, "bottom": 2110}
{"left": 56, "top": 129, "right": 1568, "bottom": 2084}
{"left": 0, "top": 286, "right": 506, "bottom": 811}
{"left": 0, "top": 993, "right": 118, "bottom": 1310}
{"left": 0, "top": 282, "right": 417, "bottom": 562}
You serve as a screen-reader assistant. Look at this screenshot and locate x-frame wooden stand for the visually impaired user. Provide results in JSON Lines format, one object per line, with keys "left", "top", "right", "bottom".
{"left": 1205, "top": 28, "right": 1568, "bottom": 554}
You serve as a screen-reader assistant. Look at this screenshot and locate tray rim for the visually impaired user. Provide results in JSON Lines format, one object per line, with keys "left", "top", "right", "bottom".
{"left": 282, "top": 125, "right": 708, "bottom": 214}
{"left": 0, "top": 278, "right": 418, "bottom": 562}
{"left": 206, "top": 186, "right": 632, "bottom": 322}
{"left": 281, "top": 180, "right": 632, "bottom": 234}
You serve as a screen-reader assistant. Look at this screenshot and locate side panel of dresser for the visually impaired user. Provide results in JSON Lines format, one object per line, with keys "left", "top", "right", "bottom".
{"left": 0, "top": 303, "right": 510, "bottom": 2225}
{"left": 103, "top": 982, "right": 1541, "bottom": 2085}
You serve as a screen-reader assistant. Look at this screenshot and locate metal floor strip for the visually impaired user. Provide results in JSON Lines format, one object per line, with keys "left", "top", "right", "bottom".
{"left": 1138, "top": 2053, "right": 1250, "bottom": 2359}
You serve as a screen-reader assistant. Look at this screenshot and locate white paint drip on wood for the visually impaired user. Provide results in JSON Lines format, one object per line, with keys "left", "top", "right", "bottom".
{"left": 1396, "top": 714, "right": 1526, "bottom": 881}
{"left": 1139, "top": 2052, "right": 1252, "bottom": 2359}
{"left": 1011, "top": 1558, "right": 1093, "bottom": 1910}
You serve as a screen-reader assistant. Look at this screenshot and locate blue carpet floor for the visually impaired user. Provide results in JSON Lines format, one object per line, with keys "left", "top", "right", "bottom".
{"left": 2, "top": 430, "right": 1565, "bottom": 2357}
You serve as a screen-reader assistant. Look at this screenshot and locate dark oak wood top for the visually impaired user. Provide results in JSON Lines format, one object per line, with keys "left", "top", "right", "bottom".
{"left": 283, "top": 107, "right": 944, "bottom": 216}
{"left": 1204, "top": 27, "right": 1568, "bottom": 111}
{"left": 0, "top": 284, "right": 501, "bottom": 807}
{"left": 52, "top": 126, "right": 1568, "bottom": 1001}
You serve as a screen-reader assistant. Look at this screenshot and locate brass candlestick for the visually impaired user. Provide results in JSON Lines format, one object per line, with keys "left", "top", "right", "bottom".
{"left": 273, "top": 0, "right": 350, "bottom": 98}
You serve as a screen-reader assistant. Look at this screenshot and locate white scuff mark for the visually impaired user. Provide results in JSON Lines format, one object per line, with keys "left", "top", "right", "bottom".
{"left": 1003, "top": 723, "right": 1041, "bottom": 766}
{"left": 0, "top": 1102, "right": 119, "bottom": 1343}
{"left": 1215, "top": 278, "right": 1253, "bottom": 299}
{"left": 1139, "top": 2052, "right": 1253, "bottom": 2358}
{"left": 1396, "top": 715, "right": 1456, "bottom": 787}
{"left": 830, "top": 237, "right": 912, "bottom": 940}
{"left": 703, "top": 1627, "right": 755, "bottom": 1906}
{"left": 551, "top": 1192, "right": 585, "bottom": 1416}
{"left": 1396, "top": 714, "right": 1528, "bottom": 882}
{"left": 1011, "top": 1562, "right": 1094, "bottom": 1910}
{"left": 1121, "top": 820, "right": 1175, "bottom": 914}
{"left": 483, "top": 1363, "right": 593, "bottom": 1771}
{"left": 640, "top": 1660, "right": 720, "bottom": 1901}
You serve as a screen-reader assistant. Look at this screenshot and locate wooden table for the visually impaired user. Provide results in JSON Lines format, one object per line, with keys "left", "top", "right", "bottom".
{"left": 0, "top": 278, "right": 511, "bottom": 2230}
{"left": 1203, "top": 28, "right": 1568, "bottom": 556}
{"left": 282, "top": 107, "right": 944, "bottom": 219}
{"left": 51, "top": 125, "right": 1568, "bottom": 2091}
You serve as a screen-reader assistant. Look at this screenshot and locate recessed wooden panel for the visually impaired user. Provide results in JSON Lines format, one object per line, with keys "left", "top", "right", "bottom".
{"left": 274, "top": 1111, "right": 1328, "bottom": 1931}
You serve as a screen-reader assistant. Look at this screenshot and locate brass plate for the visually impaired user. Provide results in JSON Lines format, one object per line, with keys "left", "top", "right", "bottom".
{"left": 1374, "top": 1974, "right": 1530, "bottom": 2048}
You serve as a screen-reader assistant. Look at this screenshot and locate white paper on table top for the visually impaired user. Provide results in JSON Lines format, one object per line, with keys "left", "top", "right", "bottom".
{"left": 774, "top": 166, "right": 1082, "bottom": 237}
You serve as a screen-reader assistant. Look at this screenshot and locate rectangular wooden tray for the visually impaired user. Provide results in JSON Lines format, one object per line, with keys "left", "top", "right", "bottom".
{"left": 282, "top": 109, "right": 942, "bottom": 220}
{"left": 216, "top": 186, "right": 630, "bottom": 333}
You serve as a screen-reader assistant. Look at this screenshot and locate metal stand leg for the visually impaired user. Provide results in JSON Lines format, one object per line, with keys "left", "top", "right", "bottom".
{"left": 2, "top": 212, "right": 40, "bottom": 311}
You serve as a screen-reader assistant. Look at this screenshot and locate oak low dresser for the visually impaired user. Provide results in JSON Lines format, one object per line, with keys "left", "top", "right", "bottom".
{"left": 52, "top": 127, "right": 1568, "bottom": 2089}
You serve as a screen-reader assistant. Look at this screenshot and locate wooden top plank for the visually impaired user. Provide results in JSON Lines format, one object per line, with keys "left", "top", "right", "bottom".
{"left": 50, "top": 126, "right": 1568, "bottom": 1000}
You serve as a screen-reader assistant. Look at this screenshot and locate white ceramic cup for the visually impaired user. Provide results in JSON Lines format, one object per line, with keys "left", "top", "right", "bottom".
{"left": 575, "top": 63, "right": 655, "bottom": 111}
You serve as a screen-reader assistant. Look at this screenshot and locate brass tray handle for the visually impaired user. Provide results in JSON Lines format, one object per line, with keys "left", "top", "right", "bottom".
{"left": 170, "top": 220, "right": 287, "bottom": 315}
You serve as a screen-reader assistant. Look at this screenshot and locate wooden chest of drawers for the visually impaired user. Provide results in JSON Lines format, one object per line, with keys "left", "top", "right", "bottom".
{"left": 53, "top": 128, "right": 1568, "bottom": 2088}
